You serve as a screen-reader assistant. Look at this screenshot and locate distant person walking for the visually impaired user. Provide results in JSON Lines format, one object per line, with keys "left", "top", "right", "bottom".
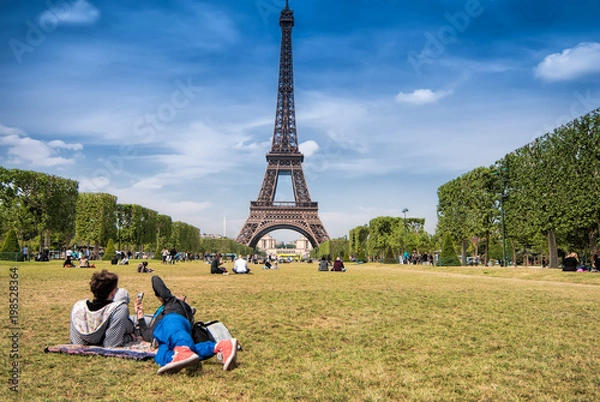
{"left": 169, "top": 246, "right": 177, "bottom": 265}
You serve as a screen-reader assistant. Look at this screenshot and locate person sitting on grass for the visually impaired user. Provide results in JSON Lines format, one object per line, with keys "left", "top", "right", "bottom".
{"left": 135, "top": 276, "right": 237, "bottom": 374}
{"left": 331, "top": 257, "right": 346, "bottom": 272}
{"left": 318, "top": 256, "right": 330, "bottom": 271}
{"left": 562, "top": 252, "right": 579, "bottom": 272}
{"left": 70, "top": 270, "right": 135, "bottom": 348}
{"left": 233, "top": 255, "right": 251, "bottom": 274}
{"left": 78, "top": 255, "right": 90, "bottom": 268}
{"left": 210, "top": 253, "right": 228, "bottom": 275}
{"left": 592, "top": 253, "right": 600, "bottom": 272}
{"left": 63, "top": 254, "right": 74, "bottom": 268}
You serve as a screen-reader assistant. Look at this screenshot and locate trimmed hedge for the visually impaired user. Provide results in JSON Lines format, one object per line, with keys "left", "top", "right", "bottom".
{"left": 0, "top": 252, "right": 24, "bottom": 261}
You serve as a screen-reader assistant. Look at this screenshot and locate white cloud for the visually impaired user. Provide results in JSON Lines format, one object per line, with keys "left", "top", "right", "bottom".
{"left": 39, "top": 0, "right": 100, "bottom": 26}
{"left": 47, "top": 139, "right": 84, "bottom": 151}
{"left": 78, "top": 175, "right": 110, "bottom": 192}
{"left": 395, "top": 89, "right": 452, "bottom": 105}
{"left": 0, "top": 123, "right": 83, "bottom": 168}
{"left": 0, "top": 124, "right": 25, "bottom": 136}
{"left": 299, "top": 140, "right": 319, "bottom": 157}
{"left": 109, "top": 183, "right": 213, "bottom": 227}
{"left": 131, "top": 177, "right": 165, "bottom": 190}
{"left": 535, "top": 42, "right": 600, "bottom": 81}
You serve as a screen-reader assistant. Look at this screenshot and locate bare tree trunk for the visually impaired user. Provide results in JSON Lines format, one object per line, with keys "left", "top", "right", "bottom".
{"left": 485, "top": 231, "right": 490, "bottom": 265}
{"left": 590, "top": 226, "right": 598, "bottom": 256}
{"left": 547, "top": 229, "right": 559, "bottom": 268}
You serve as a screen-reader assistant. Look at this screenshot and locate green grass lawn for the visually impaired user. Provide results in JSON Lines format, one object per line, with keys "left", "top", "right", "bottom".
{"left": 2, "top": 260, "right": 600, "bottom": 401}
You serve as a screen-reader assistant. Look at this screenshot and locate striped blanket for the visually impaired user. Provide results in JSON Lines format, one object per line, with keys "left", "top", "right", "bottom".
{"left": 44, "top": 341, "right": 156, "bottom": 361}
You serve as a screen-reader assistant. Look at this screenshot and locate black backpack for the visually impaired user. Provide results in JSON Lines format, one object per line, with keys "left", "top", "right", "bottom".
{"left": 192, "top": 320, "right": 236, "bottom": 345}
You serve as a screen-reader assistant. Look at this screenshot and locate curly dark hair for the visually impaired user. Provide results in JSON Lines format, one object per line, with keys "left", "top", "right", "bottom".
{"left": 89, "top": 269, "right": 119, "bottom": 301}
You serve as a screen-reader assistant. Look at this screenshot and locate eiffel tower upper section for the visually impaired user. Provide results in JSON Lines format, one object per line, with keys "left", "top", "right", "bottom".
{"left": 270, "top": 0, "right": 298, "bottom": 156}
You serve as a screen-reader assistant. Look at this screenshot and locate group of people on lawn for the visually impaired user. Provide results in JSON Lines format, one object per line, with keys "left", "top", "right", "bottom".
{"left": 63, "top": 253, "right": 94, "bottom": 268}
{"left": 562, "top": 252, "right": 600, "bottom": 272}
{"left": 211, "top": 253, "right": 252, "bottom": 275}
{"left": 70, "top": 270, "right": 237, "bottom": 374}
{"left": 318, "top": 256, "right": 346, "bottom": 272}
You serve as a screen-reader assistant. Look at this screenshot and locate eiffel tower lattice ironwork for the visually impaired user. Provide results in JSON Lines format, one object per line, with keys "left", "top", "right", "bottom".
{"left": 236, "top": 0, "right": 329, "bottom": 248}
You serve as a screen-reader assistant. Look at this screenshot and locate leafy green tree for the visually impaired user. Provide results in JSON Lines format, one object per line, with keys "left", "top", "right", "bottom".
{"left": 1, "top": 228, "right": 19, "bottom": 252}
{"left": 437, "top": 167, "right": 499, "bottom": 265}
{"left": 45, "top": 173, "right": 79, "bottom": 247}
{"left": 465, "top": 166, "right": 499, "bottom": 264}
{"left": 367, "top": 216, "right": 398, "bottom": 260}
{"left": 117, "top": 204, "right": 157, "bottom": 253}
{"left": 437, "top": 109, "right": 600, "bottom": 267}
{"left": 103, "top": 238, "right": 116, "bottom": 261}
{"left": 312, "top": 238, "right": 348, "bottom": 261}
{"left": 503, "top": 139, "right": 563, "bottom": 267}
{"left": 437, "top": 176, "right": 470, "bottom": 264}
{"left": 155, "top": 214, "right": 173, "bottom": 253}
{"left": 404, "top": 218, "right": 428, "bottom": 254}
{"left": 500, "top": 109, "right": 600, "bottom": 267}
{"left": 439, "top": 234, "right": 460, "bottom": 266}
{"left": 76, "top": 193, "right": 117, "bottom": 254}
{"left": 0, "top": 168, "right": 78, "bottom": 251}
{"left": 349, "top": 225, "right": 369, "bottom": 262}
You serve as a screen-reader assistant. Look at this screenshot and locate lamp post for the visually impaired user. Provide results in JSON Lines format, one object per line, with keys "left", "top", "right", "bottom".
{"left": 402, "top": 208, "right": 408, "bottom": 259}
{"left": 494, "top": 167, "right": 508, "bottom": 267}
{"left": 115, "top": 210, "right": 121, "bottom": 256}
{"left": 500, "top": 192, "right": 507, "bottom": 266}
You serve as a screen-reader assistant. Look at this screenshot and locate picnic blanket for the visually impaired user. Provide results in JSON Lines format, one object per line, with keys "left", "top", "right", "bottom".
{"left": 44, "top": 341, "right": 156, "bottom": 361}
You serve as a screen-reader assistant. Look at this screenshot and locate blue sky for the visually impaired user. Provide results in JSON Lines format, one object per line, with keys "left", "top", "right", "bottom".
{"left": 1, "top": 0, "right": 600, "bottom": 242}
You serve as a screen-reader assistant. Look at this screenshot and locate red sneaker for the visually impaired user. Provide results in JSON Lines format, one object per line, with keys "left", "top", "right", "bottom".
{"left": 157, "top": 346, "right": 200, "bottom": 375}
{"left": 214, "top": 339, "right": 237, "bottom": 371}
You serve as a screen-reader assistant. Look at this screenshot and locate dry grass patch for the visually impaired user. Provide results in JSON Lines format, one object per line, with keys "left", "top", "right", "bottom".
{"left": 1, "top": 260, "right": 600, "bottom": 401}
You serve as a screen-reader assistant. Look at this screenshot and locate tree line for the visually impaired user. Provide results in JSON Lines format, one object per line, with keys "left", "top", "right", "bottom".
{"left": 437, "top": 108, "right": 600, "bottom": 268}
{"left": 343, "top": 217, "right": 433, "bottom": 263}
{"left": 0, "top": 168, "right": 253, "bottom": 259}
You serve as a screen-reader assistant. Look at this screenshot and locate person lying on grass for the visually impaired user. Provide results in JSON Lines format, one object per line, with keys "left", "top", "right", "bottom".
{"left": 135, "top": 276, "right": 237, "bottom": 374}
{"left": 137, "top": 261, "right": 154, "bottom": 273}
{"left": 70, "top": 269, "right": 135, "bottom": 348}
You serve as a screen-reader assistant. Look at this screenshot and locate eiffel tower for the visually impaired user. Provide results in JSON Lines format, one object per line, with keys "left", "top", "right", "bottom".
{"left": 236, "top": 0, "right": 329, "bottom": 248}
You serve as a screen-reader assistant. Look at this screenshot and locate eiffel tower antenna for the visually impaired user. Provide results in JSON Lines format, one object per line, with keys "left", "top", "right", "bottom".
{"left": 236, "top": 0, "right": 329, "bottom": 248}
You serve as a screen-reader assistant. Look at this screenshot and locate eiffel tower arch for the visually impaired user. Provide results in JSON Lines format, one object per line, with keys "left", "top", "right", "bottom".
{"left": 236, "top": 0, "right": 329, "bottom": 249}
